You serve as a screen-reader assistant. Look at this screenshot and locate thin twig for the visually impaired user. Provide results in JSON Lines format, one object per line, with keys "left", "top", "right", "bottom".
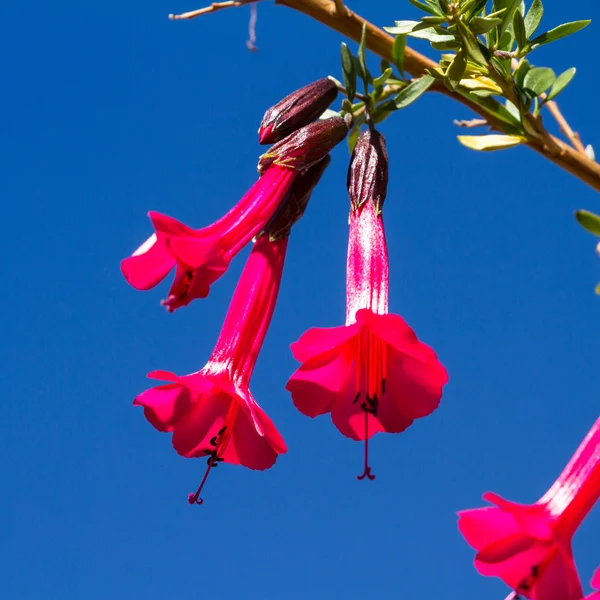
{"left": 454, "top": 118, "right": 488, "bottom": 128}
{"left": 169, "top": 0, "right": 256, "bottom": 20}
{"left": 333, "top": 0, "right": 346, "bottom": 16}
{"left": 543, "top": 99, "right": 586, "bottom": 153}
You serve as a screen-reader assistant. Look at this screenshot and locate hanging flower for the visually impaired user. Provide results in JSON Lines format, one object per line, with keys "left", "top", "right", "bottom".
{"left": 286, "top": 130, "right": 448, "bottom": 480}
{"left": 134, "top": 158, "right": 330, "bottom": 504}
{"left": 458, "top": 418, "right": 600, "bottom": 600}
{"left": 122, "top": 117, "right": 348, "bottom": 311}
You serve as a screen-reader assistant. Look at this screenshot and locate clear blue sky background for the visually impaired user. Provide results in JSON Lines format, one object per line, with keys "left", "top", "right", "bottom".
{"left": 2, "top": 1, "right": 599, "bottom": 599}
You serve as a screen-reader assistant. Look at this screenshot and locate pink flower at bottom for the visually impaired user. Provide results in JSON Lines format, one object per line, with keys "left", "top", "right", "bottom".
{"left": 458, "top": 418, "right": 600, "bottom": 600}
{"left": 286, "top": 198, "right": 448, "bottom": 479}
{"left": 134, "top": 234, "right": 289, "bottom": 503}
{"left": 121, "top": 165, "right": 296, "bottom": 311}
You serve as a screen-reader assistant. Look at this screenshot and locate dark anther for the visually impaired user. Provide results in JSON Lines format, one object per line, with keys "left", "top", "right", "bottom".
{"left": 381, "top": 379, "right": 386, "bottom": 394}
{"left": 352, "top": 392, "right": 361, "bottom": 405}
{"left": 218, "top": 427, "right": 227, "bottom": 436}
{"left": 209, "top": 435, "right": 219, "bottom": 446}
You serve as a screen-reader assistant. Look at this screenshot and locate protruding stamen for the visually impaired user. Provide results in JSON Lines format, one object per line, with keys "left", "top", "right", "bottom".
{"left": 188, "top": 457, "right": 216, "bottom": 506}
{"left": 357, "top": 409, "right": 376, "bottom": 481}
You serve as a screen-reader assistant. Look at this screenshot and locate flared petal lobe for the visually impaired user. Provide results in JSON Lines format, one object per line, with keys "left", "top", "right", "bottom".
{"left": 287, "top": 310, "right": 447, "bottom": 438}
{"left": 122, "top": 165, "right": 296, "bottom": 310}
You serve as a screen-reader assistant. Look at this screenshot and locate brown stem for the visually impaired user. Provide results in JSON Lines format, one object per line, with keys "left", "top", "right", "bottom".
{"left": 543, "top": 99, "right": 586, "bottom": 154}
{"left": 169, "top": 0, "right": 257, "bottom": 19}
{"left": 170, "top": 0, "right": 600, "bottom": 191}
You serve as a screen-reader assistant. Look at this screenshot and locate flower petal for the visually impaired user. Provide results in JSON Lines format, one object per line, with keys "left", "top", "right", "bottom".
{"left": 376, "top": 395, "right": 414, "bottom": 434}
{"left": 171, "top": 393, "right": 231, "bottom": 458}
{"left": 384, "top": 346, "right": 446, "bottom": 419}
{"left": 535, "top": 549, "right": 583, "bottom": 600}
{"left": 458, "top": 506, "right": 522, "bottom": 550}
{"left": 121, "top": 236, "right": 175, "bottom": 290}
{"left": 286, "top": 349, "right": 351, "bottom": 418}
{"left": 290, "top": 323, "right": 359, "bottom": 363}
{"left": 133, "top": 383, "right": 193, "bottom": 432}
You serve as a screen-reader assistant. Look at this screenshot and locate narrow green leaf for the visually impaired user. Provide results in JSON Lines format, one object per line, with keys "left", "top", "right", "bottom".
{"left": 373, "top": 68, "right": 393, "bottom": 89}
{"left": 407, "top": 29, "right": 455, "bottom": 42}
{"left": 387, "top": 74, "right": 435, "bottom": 110}
{"left": 421, "top": 15, "right": 447, "bottom": 25}
{"left": 522, "top": 66, "right": 556, "bottom": 97}
{"left": 546, "top": 67, "right": 576, "bottom": 102}
{"left": 529, "top": 20, "right": 591, "bottom": 49}
{"left": 384, "top": 21, "right": 422, "bottom": 35}
{"left": 513, "top": 59, "right": 530, "bottom": 88}
{"left": 407, "top": 0, "right": 441, "bottom": 15}
{"left": 470, "top": 16, "right": 502, "bottom": 34}
{"left": 513, "top": 10, "right": 527, "bottom": 49}
{"left": 446, "top": 51, "right": 467, "bottom": 90}
{"left": 392, "top": 35, "right": 407, "bottom": 77}
{"left": 456, "top": 19, "right": 487, "bottom": 65}
{"left": 458, "top": 134, "right": 525, "bottom": 151}
{"left": 357, "top": 24, "right": 370, "bottom": 88}
{"left": 340, "top": 43, "right": 357, "bottom": 102}
{"left": 524, "top": 0, "right": 543, "bottom": 38}
{"left": 575, "top": 210, "right": 600, "bottom": 237}
{"left": 498, "top": 0, "right": 521, "bottom": 39}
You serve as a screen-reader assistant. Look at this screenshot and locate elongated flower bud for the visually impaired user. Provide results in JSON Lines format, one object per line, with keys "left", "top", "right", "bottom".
{"left": 258, "top": 117, "right": 348, "bottom": 174}
{"left": 259, "top": 78, "right": 338, "bottom": 144}
{"left": 258, "top": 156, "right": 331, "bottom": 240}
{"left": 347, "top": 130, "right": 389, "bottom": 213}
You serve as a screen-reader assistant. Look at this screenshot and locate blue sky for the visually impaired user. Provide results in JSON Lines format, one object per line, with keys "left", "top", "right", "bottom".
{"left": 1, "top": 1, "right": 599, "bottom": 599}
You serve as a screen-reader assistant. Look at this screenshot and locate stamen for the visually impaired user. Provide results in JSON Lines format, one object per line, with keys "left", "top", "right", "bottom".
{"left": 188, "top": 456, "right": 216, "bottom": 506}
{"left": 357, "top": 409, "right": 376, "bottom": 481}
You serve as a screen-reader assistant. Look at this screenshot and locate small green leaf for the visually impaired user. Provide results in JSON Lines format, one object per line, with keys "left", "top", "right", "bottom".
{"left": 470, "top": 16, "right": 502, "bottom": 34}
{"left": 446, "top": 51, "right": 467, "bottom": 90}
{"left": 546, "top": 67, "right": 575, "bottom": 102}
{"left": 529, "top": 20, "right": 590, "bottom": 49}
{"left": 421, "top": 15, "right": 447, "bottom": 25}
{"left": 522, "top": 66, "right": 556, "bottom": 97}
{"left": 524, "top": 0, "right": 543, "bottom": 38}
{"left": 595, "top": 282, "right": 600, "bottom": 295}
{"left": 340, "top": 43, "right": 357, "bottom": 102}
{"left": 373, "top": 68, "right": 393, "bottom": 89}
{"left": 392, "top": 35, "right": 407, "bottom": 77}
{"left": 385, "top": 20, "right": 421, "bottom": 34}
{"left": 386, "top": 74, "right": 435, "bottom": 110}
{"left": 357, "top": 24, "right": 370, "bottom": 88}
{"left": 407, "top": 0, "right": 441, "bottom": 15}
{"left": 575, "top": 210, "right": 600, "bottom": 237}
{"left": 458, "top": 134, "right": 525, "bottom": 151}
{"left": 513, "top": 10, "right": 527, "bottom": 49}
{"left": 456, "top": 19, "right": 487, "bottom": 65}
{"left": 498, "top": 0, "right": 521, "bottom": 39}
{"left": 513, "top": 59, "right": 530, "bottom": 88}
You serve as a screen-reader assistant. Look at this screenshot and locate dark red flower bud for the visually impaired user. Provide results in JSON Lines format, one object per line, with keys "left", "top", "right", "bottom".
{"left": 347, "top": 130, "right": 389, "bottom": 213}
{"left": 258, "top": 156, "right": 331, "bottom": 240}
{"left": 258, "top": 117, "right": 348, "bottom": 174}
{"left": 258, "top": 78, "right": 338, "bottom": 144}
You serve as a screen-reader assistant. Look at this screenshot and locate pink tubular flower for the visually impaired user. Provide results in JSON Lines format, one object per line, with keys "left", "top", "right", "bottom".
{"left": 121, "top": 165, "right": 296, "bottom": 311}
{"left": 134, "top": 235, "right": 288, "bottom": 504}
{"left": 458, "top": 418, "right": 600, "bottom": 600}
{"left": 121, "top": 117, "right": 347, "bottom": 312}
{"left": 585, "top": 570, "right": 600, "bottom": 600}
{"left": 134, "top": 158, "right": 330, "bottom": 504}
{"left": 286, "top": 131, "right": 448, "bottom": 480}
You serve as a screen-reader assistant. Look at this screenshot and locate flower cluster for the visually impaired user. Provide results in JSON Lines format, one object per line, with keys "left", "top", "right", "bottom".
{"left": 123, "top": 78, "right": 449, "bottom": 502}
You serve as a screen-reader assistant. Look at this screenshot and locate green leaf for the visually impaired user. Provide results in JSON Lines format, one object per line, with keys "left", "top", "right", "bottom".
{"left": 513, "top": 58, "right": 530, "bottom": 88}
{"left": 421, "top": 15, "right": 447, "bottom": 25}
{"left": 456, "top": 19, "right": 487, "bottom": 65}
{"left": 385, "top": 21, "right": 421, "bottom": 35}
{"left": 498, "top": 0, "right": 521, "bottom": 39}
{"left": 470, "top": 16, "right": 502, "bottom": 34}
{"left": 387, "top": 74, "right": 435, "bottom": 110}
{"left": 513, "top": 10, "right": 527, "bottom": 49}
{"left": 458, "top": 134, "right": 525, "bottom": 151}
{"left": 340, "top": 43, "right": 357, "bottom": 102}
{"left": 408, "top": 29, "right": 455, "bottom": 42}
{"left": 546, "top": 67, "right": 576, "bottom": 102}
{"left": 407, "top": 0, "right": 441, "bottom": 15}
{"left": 522, "top": 66, "right": 556, "bottom": 97}
{"left": 575, "top": 210, "right": 600, "bottom": 237}
{"left": 529, "top": 20, "right": 591, "bottom": 49}
{"left": 392, "top": 35, "right": 407, "bottom": 77}
{"left": 446, "top": 51, "right": 467, "bottom": 90}
{"left": 524, "top": 0, "right": 543, "bottom": 38}
{"left": 373, "top": 68, "right": 393, "bottom": 89}
{"left": 595, "top": 282, "right": 600, "bottom": 295}
{"left": 357, "top": 24, "right": 370, "bottom": 88}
